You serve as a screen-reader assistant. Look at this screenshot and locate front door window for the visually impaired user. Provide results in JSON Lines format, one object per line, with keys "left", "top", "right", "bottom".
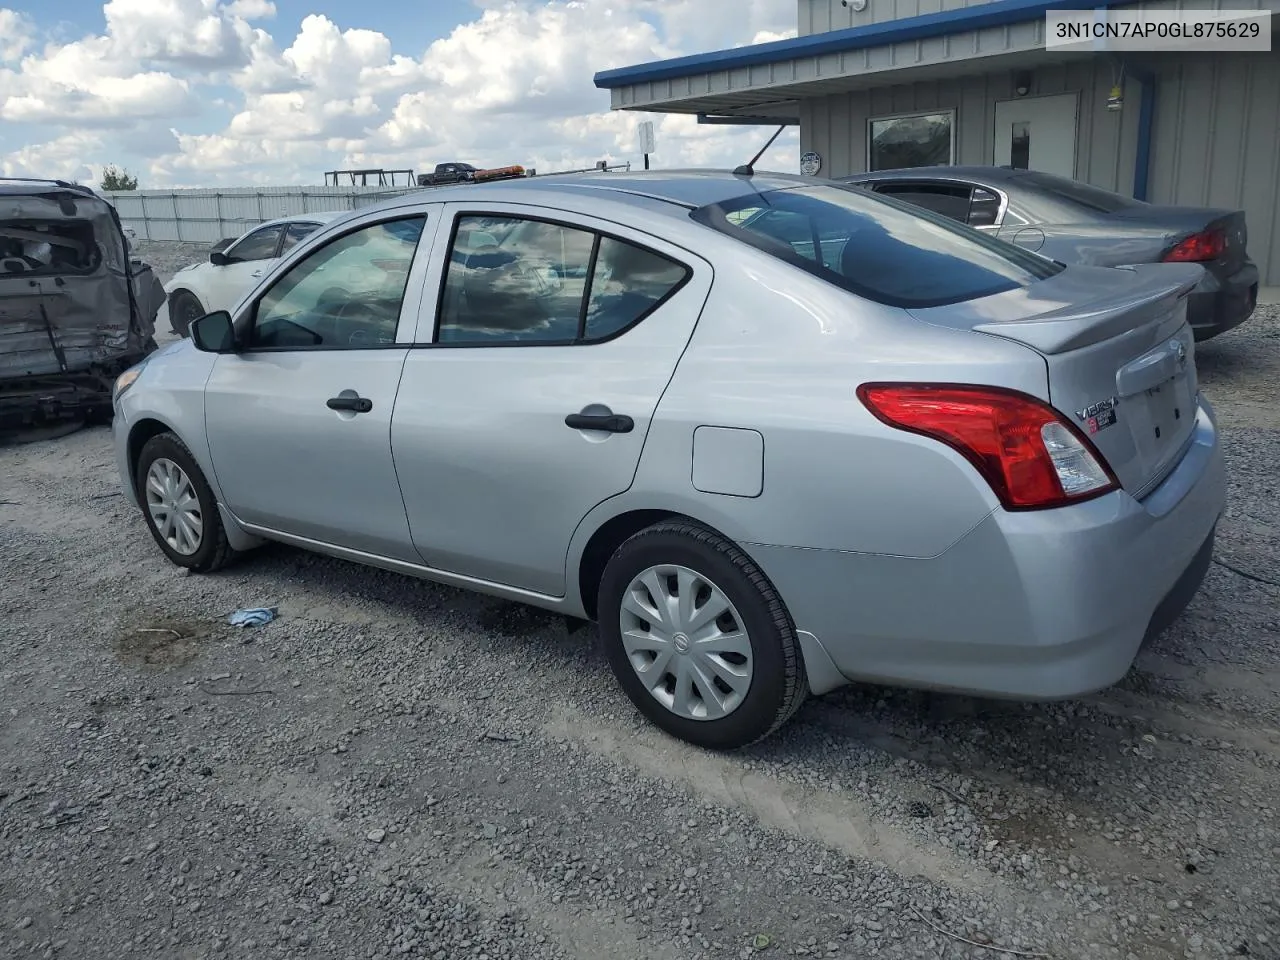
{"left": 249, "top": 216, "right": 426, "bottom": 350}
{"left": 226, "top": 225, "right": 283, "bottom": 262}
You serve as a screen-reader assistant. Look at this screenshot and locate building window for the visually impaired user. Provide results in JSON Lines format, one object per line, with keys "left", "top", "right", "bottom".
{"left": 1010, "top": 121, "right": 1031, "bottom": 170}
{"left": 867, "top": 111, "right": 955, "bottom": 172}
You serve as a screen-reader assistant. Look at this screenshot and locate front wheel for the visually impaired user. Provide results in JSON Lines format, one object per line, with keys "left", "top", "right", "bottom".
{"left": 597, "top": 520, "right": 808, "bottom": 750}
{"left": 135, "top": 432, "right": 236, "bottom": 572}
{"left": 168, "top": 290, "right": 204, "bottom": 338}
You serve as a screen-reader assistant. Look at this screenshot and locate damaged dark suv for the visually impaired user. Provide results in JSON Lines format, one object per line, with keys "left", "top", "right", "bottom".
{"left": 1, "top": 179, "right": 165, "bottom": 437}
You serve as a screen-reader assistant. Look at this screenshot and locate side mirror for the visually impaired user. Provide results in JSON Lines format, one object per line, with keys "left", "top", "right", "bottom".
{"left": 190, "top": 311, "right": 237, "bottom": 354}
{"left": 209, "top": 250, "right": 231, "bottom": 266}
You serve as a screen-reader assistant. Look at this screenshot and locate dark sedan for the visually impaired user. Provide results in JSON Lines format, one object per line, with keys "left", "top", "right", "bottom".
{"left": 840, "top": 166, "right": 1258, "bottom": 340}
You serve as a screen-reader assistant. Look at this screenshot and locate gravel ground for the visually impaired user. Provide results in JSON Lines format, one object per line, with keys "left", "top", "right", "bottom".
{"left": 2, "top": 250, "right": 1278, "bottom": 960}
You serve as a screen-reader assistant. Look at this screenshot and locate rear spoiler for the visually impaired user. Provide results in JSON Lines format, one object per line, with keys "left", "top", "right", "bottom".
{"left": 971, "top": 263, "right": 1203, "bottom": 354}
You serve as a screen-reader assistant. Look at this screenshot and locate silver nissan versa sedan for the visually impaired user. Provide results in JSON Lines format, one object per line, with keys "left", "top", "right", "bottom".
{"left": 111, "top": 171, "right": 1226, "bottom": 750}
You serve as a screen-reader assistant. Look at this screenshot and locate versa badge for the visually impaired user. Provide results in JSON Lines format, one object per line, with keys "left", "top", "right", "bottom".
{"left": 1076, "top": 396, "right": 1119, "bottom": 435}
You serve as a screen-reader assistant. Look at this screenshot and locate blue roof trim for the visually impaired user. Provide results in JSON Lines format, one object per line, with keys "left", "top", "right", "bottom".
{"left": 595, "top": 0, "right": 1126, "bottom": 89}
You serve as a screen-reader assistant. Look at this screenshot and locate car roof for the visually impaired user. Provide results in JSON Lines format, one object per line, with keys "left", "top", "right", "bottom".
{"left": 351, "top": 169, "right": 820, "bottom": 222}
{"left": 0, "top": 178, "right": 101, "bottom": 198}
{"left": 243, "top": 210, "right": 347, "bottom": 232}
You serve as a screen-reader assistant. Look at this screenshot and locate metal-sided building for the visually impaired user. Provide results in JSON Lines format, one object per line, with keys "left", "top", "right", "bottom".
{"left": 595, "top": 0, "right": 1280, "bottom": 284}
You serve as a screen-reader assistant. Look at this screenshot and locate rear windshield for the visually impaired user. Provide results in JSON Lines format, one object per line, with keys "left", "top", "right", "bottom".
{"left": 692, "top": 183, "right": 1062, "bottom": 308}
{"left": 1014, "top": 171, "right": 1142, "bottom": 214}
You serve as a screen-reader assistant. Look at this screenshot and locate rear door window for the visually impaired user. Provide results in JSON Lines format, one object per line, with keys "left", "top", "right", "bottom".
{"left": 436, "top": 215, "right": 689, "bottom": 344}
{"left": 693, "top": 183, "right": 1061, "bottom": 308}
{"left": 874, "top": 181, "right": 1004, "bottom": 228}
{"left": 873, "top": 182, "right": 972, "bottom": 222}
{"left": 280, "top": 221, "right": 322, "bottom": 254}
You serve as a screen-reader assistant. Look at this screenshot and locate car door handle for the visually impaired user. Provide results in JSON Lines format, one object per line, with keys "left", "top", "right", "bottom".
{"left": 565, "top": 413, "right": 634, "bottom": 434}
{"left": 327, "top": 395, "right": 373, "bottom": 413}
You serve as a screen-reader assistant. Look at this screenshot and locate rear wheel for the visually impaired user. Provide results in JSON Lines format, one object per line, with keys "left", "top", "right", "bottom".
{"left": 597, "top": 520, "right": 808, "bottom": 750}
{"left": 135, "top": 432, "right": 236, "bottom": 572}
{"left": 168, "top": 290, "right": 204, "bottom": 338}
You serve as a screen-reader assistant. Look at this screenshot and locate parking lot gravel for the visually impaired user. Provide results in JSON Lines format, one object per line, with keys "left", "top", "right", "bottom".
{"left": 1, "top": 243, "right": 1277, "bottom": 960}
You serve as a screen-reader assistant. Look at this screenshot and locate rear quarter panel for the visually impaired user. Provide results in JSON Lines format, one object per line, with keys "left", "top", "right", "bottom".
{"left": 1018, "top": 224, "right": 1174, "bottom": 267}
{"left": 602, "top": 243, "right": 1054, "bottom": 559}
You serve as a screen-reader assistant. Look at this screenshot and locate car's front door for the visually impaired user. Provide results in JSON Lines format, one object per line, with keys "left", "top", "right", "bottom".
{"left": 391, "top": 204, "right": 712, "bottom": 596}
{"left": 203, "top": 209, "right": 439, "bottom": 560}
{"left": 204, "top": 223, "right": 285, "bottom": 312}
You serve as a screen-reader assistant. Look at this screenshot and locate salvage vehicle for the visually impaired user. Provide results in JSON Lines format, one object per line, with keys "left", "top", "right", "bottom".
{"left": 163, "top": 211, "right": 345, "bottom": 337}
{"left": 112, "top": 171, "right": 1225, "bottom": 749}
{"left": 1, "top": 178, "right": 163, "bottom": 437}
{"left": 417, "top": 162, "right": 478, "bottom": 187}
{"left": 841, "top": 166, "right": 1258, "bottom": 341}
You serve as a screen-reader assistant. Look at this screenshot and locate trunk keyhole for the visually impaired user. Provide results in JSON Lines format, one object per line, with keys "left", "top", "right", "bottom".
{"left": 1155, "top": 426, "right": 1162, "bottom": 439}
{"left": 1175, "top": 408, "right": 1181, "bottom": 420}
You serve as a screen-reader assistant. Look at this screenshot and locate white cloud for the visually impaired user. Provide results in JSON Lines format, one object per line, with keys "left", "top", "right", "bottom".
{"left": 0, "top": 132, "right": 107, "bottom": 184}
{"left": 0, "top": 9, "right": 33, "bottom": 63}
{"left": 225, "top": 0, "right": 275, "bottom": 19}
{"left": 101, "top": 0, "right": 256, "bottom": 66}
{"left": 1, "top": 0, "right": 801, "bottom": 188}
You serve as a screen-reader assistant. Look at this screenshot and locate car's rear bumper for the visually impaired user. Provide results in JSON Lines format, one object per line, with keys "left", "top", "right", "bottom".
{"left": 1186, "top": 261, "right": 1258, "bottom": 340}
{"left": 747, "top": 399, "right": 1226, "bottom": 701}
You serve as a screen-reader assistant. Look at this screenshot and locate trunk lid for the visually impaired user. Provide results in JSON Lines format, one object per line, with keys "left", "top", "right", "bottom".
{"left": 909, "top": 262, "right": 1204, "bottom": 498}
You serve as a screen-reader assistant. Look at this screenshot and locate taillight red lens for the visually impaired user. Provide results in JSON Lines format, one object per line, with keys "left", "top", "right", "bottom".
{"left": 857, "top": 383, "right": 1119, "bottom": 511}
{"left": 1164, "top": 228, "right": 1226, "bottom": 262}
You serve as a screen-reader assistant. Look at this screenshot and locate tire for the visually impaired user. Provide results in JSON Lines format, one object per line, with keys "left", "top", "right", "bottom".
{"left": 597, "top": 520, "right": 808, "bottom": 750}
{"left": 135, "top": 431, "right": 236, "bottom": 573}
{"left": 168, "top": 289, "right": 204, "bottom": 338}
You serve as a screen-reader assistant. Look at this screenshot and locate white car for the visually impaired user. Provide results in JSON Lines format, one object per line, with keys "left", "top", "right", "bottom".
{"left": 164, "top": 212, "right": 346, "bottom": 336}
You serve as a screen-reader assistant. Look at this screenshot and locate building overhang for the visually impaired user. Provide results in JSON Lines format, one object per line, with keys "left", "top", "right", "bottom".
{"left": 595, "top": 0, "right": 1276, "bottom": 119}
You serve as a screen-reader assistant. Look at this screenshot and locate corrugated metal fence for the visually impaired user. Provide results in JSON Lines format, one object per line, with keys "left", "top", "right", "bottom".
{"left": 102, "top": 186, "right": 419, "bottom": 243}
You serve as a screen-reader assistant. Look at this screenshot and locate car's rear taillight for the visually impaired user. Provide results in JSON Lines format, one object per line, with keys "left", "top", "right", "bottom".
{"left": 857, "top": 383, "right": 1119, "bottom": 511}
{"left": 1163, "top": 228, "right": 1226, "bottom": 262}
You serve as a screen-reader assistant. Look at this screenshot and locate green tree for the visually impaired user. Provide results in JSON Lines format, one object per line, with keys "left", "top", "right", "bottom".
{"left": 100, "top": 165, "right": 139, "bottom": 191}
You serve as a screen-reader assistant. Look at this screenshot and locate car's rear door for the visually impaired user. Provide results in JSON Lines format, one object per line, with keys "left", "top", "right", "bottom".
{"left": 203, "top": 206, "right": 441, "bottom": 560}
{"left": 390, "top": 202, "right": 712, "bottom": 596}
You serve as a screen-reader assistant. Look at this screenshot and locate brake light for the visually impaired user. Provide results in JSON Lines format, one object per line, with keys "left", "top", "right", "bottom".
{"left": 1164, "top": 228, "right": 1226, "bottom": 262}
{"left": 857, "top": 383, "right": 1118, "bottom": 511}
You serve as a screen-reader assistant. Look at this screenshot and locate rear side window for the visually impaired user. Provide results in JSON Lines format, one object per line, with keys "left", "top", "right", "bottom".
{"left": 693, "top": 184, "right": 1061, "bottom": 309}
{"left": 968, "top": 187, "right": 1002, "bottom": 227}
{"left": 585, "top": 237, "right": 689, "bottom": 340}
{"left": 437, "top": 215, "right": 690, "bottom": 345}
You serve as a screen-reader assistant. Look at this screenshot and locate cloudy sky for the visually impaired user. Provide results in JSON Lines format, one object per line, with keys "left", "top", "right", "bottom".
{"left": 0, "top": 0, "right": 800, "bottom": 188}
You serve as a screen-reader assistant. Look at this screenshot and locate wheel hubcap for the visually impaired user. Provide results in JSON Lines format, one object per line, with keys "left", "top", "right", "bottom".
{"left": 618, "top": 564, "right": 753, "bottom": 721}
{"left": 144, "top": 458, "right": 203, "bottom": 556}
